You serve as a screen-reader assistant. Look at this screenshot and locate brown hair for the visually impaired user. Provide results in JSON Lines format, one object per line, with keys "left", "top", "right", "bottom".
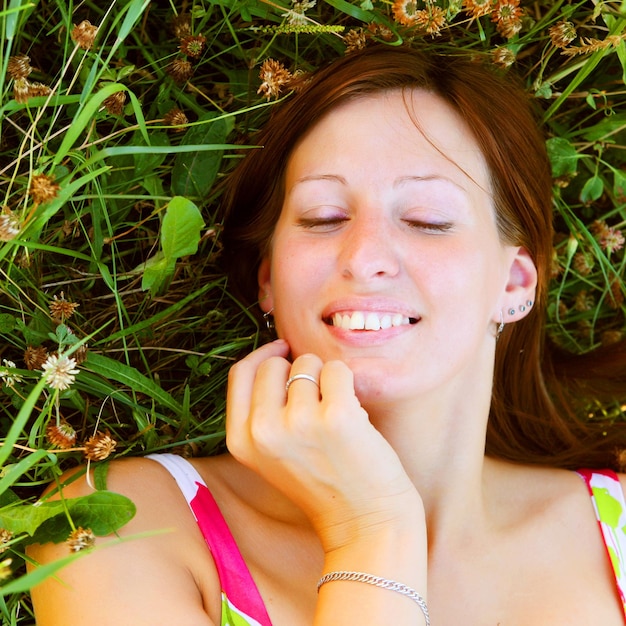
{"left": 220, "top": 44, "right": 626, "bottom": 469}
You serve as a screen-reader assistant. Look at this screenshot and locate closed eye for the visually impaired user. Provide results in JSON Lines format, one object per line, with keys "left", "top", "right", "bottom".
{"left": 297, "top": 217, "right": 349, "bottom": 231}
{"left": 404, "top": 219, "right": 453, "bottom": 233}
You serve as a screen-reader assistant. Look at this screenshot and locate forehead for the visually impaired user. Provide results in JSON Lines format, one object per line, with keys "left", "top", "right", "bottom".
{"left": 285, "top": 89, "right": 491, "bottom": 193}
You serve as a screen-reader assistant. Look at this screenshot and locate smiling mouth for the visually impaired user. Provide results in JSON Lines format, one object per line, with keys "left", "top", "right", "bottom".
{"left": 326, "top": 311, "right": 419, "bottom": 331}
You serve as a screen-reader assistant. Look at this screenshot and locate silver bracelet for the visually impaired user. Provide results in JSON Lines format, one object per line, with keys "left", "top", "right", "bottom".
{"left": 317, "top": 570, "right": 430, "bottom": 625}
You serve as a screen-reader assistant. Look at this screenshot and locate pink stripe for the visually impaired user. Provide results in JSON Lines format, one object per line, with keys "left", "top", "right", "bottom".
{"left": 576, "top": 468, "right": 626, "bottom": 618}
{"left": 190, "top": 482, "right": 273, "bottom": 626}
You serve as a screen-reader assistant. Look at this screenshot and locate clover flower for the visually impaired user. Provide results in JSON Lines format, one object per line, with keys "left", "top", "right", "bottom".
{"left": 46, "top": 420, "right": 78, "bottom": 449}
{"left": 84, "top": 431, "right": 117, "bottom": 461}
{"left": 392, "top": 0, "right": 420, "bottom": 26}
{"left": 414, "top": 6, "right": 446, "bottom": 36}
{"left": 49, "top": 293, "right": 79, "bottom": 323}
{"left": 344, "top": 28, "right": 368, "bottom": 53}
{"left": 257, "top": 59, "right": 293, "bottom": 100}
{"left": 492, "top": 0, "right": 523, "bottom": 39}
{"left": 549, "top": 21, "right": 576, "bottom": 49}
{"left": 491, "top": 46, "right": 516, "bottom": 68}
{"left": 167, "top": 58, "right": 194, "bottom": 83}
{"left": 41, "top": 354, "right": 79, "bottom": 391}
{"left": 592, "top": 220, "right": 625, "bottom": 254}
{"left": 179, "top": 34, "right": 206, "bottom": 58}
{"left": 67, "top": 527, "right": 95, "bottom": 552}
{"left": 71, "top": 20, "right": 98, "bottom": 50}
{"left": 0, "top": 360, "right": 23, "bottom": 389}
{"left": 102, "top": 91, "right": 126, "bottom": 116}
{"left": 7, "top": 54, "right": 32, "bottom": 80}
{"left": 30, "top": 173, "right": 60, "bottom": 205}
{"left": 463, "top": 0, "right": 494, "bottom": 19}
{"left": 24, "top": 345, "right": 49, "bottom": 370}
{"left": 163, "top": 107, "right": 189, "bottom": 131}
{"left": 171, "top": 13, "right": 192, "bottom": 38}
{"left": 0, "top": 208, "right": 20, "bottom": 241}
{"left": 0, "top": 530, "right": 13, "bottom": 554}
{"left": 282, "top": 0, "right": 316, "bottom": 25}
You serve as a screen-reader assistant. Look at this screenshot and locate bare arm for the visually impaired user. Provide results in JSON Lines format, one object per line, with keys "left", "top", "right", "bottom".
{"left": 226, "top": 339, "right": 429, "bottom": 625}
{"left": 28, "top": 459, "right": 219, "bottom": 626}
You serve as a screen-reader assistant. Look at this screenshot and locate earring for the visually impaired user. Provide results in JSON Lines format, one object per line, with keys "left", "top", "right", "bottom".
{"left": 496, "top": 310, "right": 505, "bottom": 341}
{"left": 263, "top": 308, "right": 274, "bottom": 331}
{"left": 508, "top": 308, "right": 516, "bottom": 316}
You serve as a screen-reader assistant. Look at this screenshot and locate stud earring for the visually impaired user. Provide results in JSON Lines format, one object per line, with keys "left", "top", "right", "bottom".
{"left": 508, "top": 308, "right": 516, "bottom": 316}
{"left": 526, "top": 300, "right": 533, "bottom": 308}
{"left": 496, "top": 310, "right": 505, "bottom": 341}
{"left": 263, "top": 308, "right": 274, "bottom": 331}
{"left": 519, "top": 305, "right": 526, "bottom": 312}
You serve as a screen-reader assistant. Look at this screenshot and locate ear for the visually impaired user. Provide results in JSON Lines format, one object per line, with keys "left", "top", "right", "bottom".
{"left": 497, "top": 246, "right": 538, "bottom": 323}
{"left": 257, "top": 256, "right": 274, "bottom": 313}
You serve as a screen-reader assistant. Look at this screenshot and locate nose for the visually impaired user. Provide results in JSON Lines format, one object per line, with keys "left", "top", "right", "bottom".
{"left": 339, "top": 215, "right": 400, "bottom": 281}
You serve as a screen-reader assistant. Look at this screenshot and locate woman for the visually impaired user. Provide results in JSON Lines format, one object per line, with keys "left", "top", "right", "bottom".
{"left": 30, "top": 45, "right": 626, "bottom": 625}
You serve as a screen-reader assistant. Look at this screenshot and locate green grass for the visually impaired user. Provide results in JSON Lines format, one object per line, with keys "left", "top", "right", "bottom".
{"left": 0, "top": 0, "right": 625, "bottom": 621}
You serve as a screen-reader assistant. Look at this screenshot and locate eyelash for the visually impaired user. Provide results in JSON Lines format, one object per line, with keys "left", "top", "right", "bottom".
{"left": 404, "top": 219, "right": 453, "bottom": 233}
{"left": 296, "top": 217, "right": 453, "bottom": 233}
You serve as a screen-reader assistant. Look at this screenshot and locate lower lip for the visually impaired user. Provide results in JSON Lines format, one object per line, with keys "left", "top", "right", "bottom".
{"left": 325, "top": 321, "right": 417, "bottom": 345}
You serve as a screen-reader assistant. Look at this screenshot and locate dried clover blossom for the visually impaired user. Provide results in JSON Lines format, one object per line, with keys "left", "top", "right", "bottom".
{"left": 84, "top": 431, "right": 117, "bottom": 461}
{"left": 102, "top": 91, "right": 126, "bottom": 116}
{"left": 7, "top": 54, "right": 32, "bottom": 80}
{"left": 49, "top": 292, "right": 79, "bottom": 322}
{"left": 67, "top": 527, "right": 95, "bottom": 552}
{"left": 0, "top": 208, "right": 20, "bottom": 241}
{"left": 71, "top": 20, "right": 98, "bottom": 50}
{"left": 30, "top": 173, "right": 60, "bottom": 205}
{"left": 257, "top": 59, "right": 292, "bottom": 100}
{"left": 46, "top": 420, "right": 78, "bottom": 449}
{"left": 163, "top": 107, "right": 189, "bottom": 131}
{"left": 463, "top": 0, "right": 494, "bottom": 19}
{"left": 491, "top": 46, "right": 516, "bottom": 68}
{"left": 167, "top": 58, "right": 194, "bottom": 83}
{"left": 344, "top": 28, "right": 368, "bottom": 53}
{"left": 24, "top": 345, "right": 49, "bottom": 370}
{"left": 414, "top": 6, "right": 446, "bottom": 36}
{"left": 549, "top": 21, "right": 577, "bottom": 49}
{"left": 179, "top": 34, "right": 206, "bottom": 58}
{"left": 0, "top": 530, "right": 13, "bottom": 554}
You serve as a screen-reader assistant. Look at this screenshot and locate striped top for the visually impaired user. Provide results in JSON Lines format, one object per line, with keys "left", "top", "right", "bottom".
{"left": 148, "top": 454, "right": 626, "bottom": 624}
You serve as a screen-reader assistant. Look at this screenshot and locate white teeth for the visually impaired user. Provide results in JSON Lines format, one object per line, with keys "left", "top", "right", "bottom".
{"left": 331, "top": 311, "right": 412, "bottom": 331}
{"left": 349, "top": 311, "right": 365, "bottom": 330}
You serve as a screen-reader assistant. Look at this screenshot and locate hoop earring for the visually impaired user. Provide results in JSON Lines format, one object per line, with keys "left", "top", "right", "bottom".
{"left": 263, "top": 308, "right": 274, "bottom": 331}
{"left": 495, "top": 310, "right": 505, "bottom": 341}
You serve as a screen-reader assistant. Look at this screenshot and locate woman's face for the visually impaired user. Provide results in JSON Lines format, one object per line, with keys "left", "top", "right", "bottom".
{"left": 258, "top": 90, "right": 536, "bottom": 407}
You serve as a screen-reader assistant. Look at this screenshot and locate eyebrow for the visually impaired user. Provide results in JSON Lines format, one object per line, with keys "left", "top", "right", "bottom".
{"left": 290, "top": 174, "right": 347, "bottom": 190}
{"left": 394, "top": 174, "right": 468, "bottom": 194}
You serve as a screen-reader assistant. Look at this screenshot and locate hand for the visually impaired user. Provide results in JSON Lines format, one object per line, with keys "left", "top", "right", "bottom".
{"left": 226, "top": 339, "right": 422, "bottom": 554}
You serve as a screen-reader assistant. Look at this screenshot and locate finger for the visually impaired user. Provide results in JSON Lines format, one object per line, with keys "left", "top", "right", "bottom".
{"left": 286, "top": 353, "right": 324, "bottom": 402}
{"left": 226, "top": 340, "right": 290, "bottom": 442}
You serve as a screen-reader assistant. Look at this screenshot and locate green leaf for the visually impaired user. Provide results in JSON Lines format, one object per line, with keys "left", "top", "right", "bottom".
{"left": 141, "top": 255, "right": 173, "bottom": 294}
{"left": 581, "top": 113, "right": 626, "bottom": 142}
{"left": 0, "top": 314, "right": 16, "bottom": 333}
{"left": 546, "top": 137, "right": 580, "bottom": 178}
{"left": 0, "top": 491, "right": 135, "bottom": 540}
{"left": 171, "top": 113, "right": 232, "bottom": 198}
{"left": 579, "top": 175, "right": 604, "bottom": 204}
{"left": 161, "top": 197, "right": 205, "bottom": 259}
{"left": 133, "top": 131, "right": 170, "bottom": 178}
{"left": 83, "top": 353, "right": 183, "bottom": 415}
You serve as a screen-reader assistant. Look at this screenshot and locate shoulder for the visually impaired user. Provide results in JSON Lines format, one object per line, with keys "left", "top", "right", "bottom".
{"left": 28, "top": 456, "right": 222, "bottom": 626}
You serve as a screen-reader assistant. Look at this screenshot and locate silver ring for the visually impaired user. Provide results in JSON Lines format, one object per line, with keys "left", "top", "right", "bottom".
{"left": 285, "top": 373, "right": 320, "bottom": 392}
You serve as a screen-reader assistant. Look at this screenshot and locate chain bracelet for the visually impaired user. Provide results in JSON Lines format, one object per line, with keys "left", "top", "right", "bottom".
{"left": 317, "top": 570, "right": 430, "bottom": 625}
